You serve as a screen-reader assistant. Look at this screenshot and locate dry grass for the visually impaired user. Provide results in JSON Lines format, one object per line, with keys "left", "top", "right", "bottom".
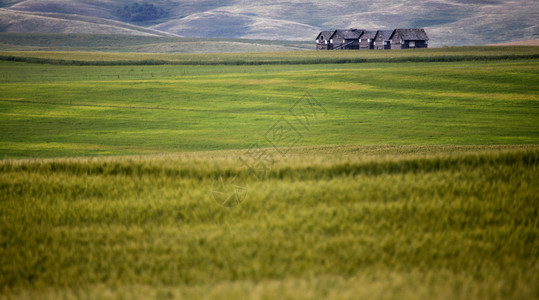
{"left": 488, "top": 39, "right": 539, "bottom": 46}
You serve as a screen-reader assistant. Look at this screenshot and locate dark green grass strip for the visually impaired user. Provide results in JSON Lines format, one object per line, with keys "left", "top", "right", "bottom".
{"left": 2, "top": 148, "right": 536, "bottom": 181}
{"left": 1, "top": 54, "right": 539, "bottom": 66}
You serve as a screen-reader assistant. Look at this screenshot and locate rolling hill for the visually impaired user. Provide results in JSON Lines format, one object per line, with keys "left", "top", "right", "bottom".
{"left": 0, "top": 8, "right": 175, "bottom": 37}
{"left": 0, "top": 0, "right": 538, "bottom": 47}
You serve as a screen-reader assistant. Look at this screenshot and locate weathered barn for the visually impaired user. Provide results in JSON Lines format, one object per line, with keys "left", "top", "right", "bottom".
{"left": 329, "top": 29, "right": 363, "bottom": 50}
{"left": 315, "top": 28, "right": 429, "bottom": 50}
{"left": 316, "top": 31, "right": 335, "bottom": 50}
{"left": 389, "top": 29, "right": 429, "bottom": 49}
{"left": 359, "top": 31, "right": 377, "bottom": 50}
{"left": 374, "top": 30, "right": 393, "bottom": 50}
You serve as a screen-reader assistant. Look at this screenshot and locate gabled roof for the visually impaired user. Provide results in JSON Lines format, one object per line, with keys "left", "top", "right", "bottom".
{"left": 330, "top": 29, "right": 363, "bottom": 40}
{"left": 375, "top": 30, "right": 393, "bottom": 41}
{"left": 316, "top": 30, "right": 335, "bottom": 40}
{"left": 390, "top": 29, "right": 429, "bottom": 41}
{"left": 360, "top": 31, "right": 377, "bottom": 40}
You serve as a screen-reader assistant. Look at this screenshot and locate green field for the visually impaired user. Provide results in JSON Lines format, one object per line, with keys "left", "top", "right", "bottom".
{"left": 1, "top": 46, "right": 539, "bottom": 65}
{"left": 1, "top": 48, "right": 538, "bottom": 158}
{"left": 1, "top": 48, "right": 538, "bottom": 299}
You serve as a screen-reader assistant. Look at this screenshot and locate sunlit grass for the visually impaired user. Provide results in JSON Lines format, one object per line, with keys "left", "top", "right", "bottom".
{"left": 0, "top": 50, "right": 538, "bottom": 299}
{"left": 1, "top": 59, "right": 538, "bottom": 158}
{"left": 0, "top": 145, "right": 538, "bottom": 299}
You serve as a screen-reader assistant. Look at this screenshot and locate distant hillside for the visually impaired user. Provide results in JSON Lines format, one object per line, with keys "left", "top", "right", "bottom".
{"left": 0, "top": 8, "right": 176, "bottom": 37}
{"left": 151, "top": 11, "right": 319, "bottom": 41}
{"left": 0, "top": 33, "right": 313, "bottom": 53}
{"left": 488, "top": 39, "right": 539, "bottom": 46}
{"left": 0, "top": 0, "right": 538, "bottom": 47}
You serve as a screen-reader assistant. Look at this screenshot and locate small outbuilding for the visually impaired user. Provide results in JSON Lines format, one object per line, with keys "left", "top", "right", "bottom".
{"left": 389, "top": 29, "right": 429, "bottom": 49}
{"left": 329, "top": 29, "right": 363, "bottom": 50}
{"left": 374, "top": 30, "right": 393, "bottom": 50}
{"left": 316, "top": 31, "right": 336, "bottom": 50}
{"left": 359, "top": 31, "right": 377, "bottom": 50}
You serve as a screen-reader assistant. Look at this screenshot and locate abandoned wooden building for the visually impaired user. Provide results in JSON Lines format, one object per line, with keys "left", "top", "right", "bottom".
{"left": 316, "top": 28, "right": 429, "bottom": 50}
{"left": 315, "top": 31, "right": 335, "bottom": 50}
{"left": 374, "top": 30, "right": 393, "bottom": 50}
{"left": 359, "top": 31, "right": 377, "bottom": 50}
{"left": 388, "top": 29, "right": 429, "bottom": 49}
{"left": 316, "top": 29, "right": 363, "bottom": 50}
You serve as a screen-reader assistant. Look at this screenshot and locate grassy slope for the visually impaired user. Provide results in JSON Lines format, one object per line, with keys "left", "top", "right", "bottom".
{"left": 0, "top": 50, "right": 538, "bottom": 299}
{"left": 0, "top": 8, "right": 176, "bottom": 37}
{"left": 0, "top": 145, "right": 538, "bottom": 299}
{"left": 0, "top": 33, "right": 313, "bottom": 53}
{"left": 0, "top": 51, "right": 538, "bottom": 158}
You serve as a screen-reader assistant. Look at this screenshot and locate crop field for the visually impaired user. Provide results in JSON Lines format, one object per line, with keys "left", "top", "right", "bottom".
{"left": 1, "top": 46, "right": 539, "bottom": 65}
{"left": 0, "top": 48, "right": 538, "bottom": 299}
{"left": 1, "top": 48, "right": 538, "bottom": 158}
